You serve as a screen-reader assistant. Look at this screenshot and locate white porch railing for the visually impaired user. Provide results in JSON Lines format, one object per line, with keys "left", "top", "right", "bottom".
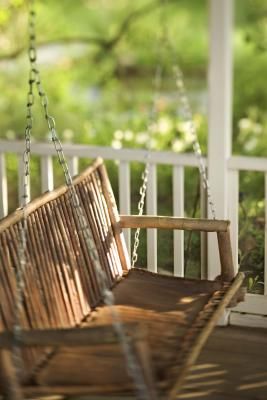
{"left": 0, "top": 140, "right": 207, "bottom": 278}
{"left": 227, "top": 155, "right": 267, "bottom": 327}
{"left": 0, "top": 140, "right": 267, "bottom": 325}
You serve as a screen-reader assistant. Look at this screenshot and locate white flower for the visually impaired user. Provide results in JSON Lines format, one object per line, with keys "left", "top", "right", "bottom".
{"left": 124, "top": 130, "right": 133, "bottom": 141}
{"left": 136, "top": 132, "right": 149, "bottom": 144}
{"left": 177, "top": 121, "right": 194, "bottom": 143}
{"left": 111, "top": 140, "right": 122, "bottom": 149}
{"left": 114, "top": 130, "right": 124, "bottom": 140}
{"left": 148, "top": 122, "right": 158, "bottom": 133}
{"left": 5, "top": 130, "right": 15, "bottom": 140}
{"left": 244, "top": 137, "right": 258, "bottom": 151}
{"left": 150, "top": 138, "right": 157, "bottom": 149}
{"left": 157, "top": 116, "right": 172, "bottom": 135}
{"left": 252, "top": 123, "right": 263, "bottom": 135}
{"left": 238, "top": 118, "right": 252, "bottom": 131}
{"left": 62, "top": 129, "right": 74, "bottom": 142}
{"left": 172, "top": 139, "right": 184, "bottom": 152}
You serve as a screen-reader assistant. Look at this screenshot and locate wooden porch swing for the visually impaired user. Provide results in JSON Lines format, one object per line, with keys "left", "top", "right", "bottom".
{"left": 0, "top": 158, "right": 245, "bottom": 400}
{"left": 0, "top": 2, "right": 245, "bottom": 399}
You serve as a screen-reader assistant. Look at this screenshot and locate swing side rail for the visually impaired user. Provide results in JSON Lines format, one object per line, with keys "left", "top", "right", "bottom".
{"left": 120, "top": 215, "right": 235, "bottom": 283}
{"left": 0, "top": 323, "right": 155, "bottom": 400}
{"left": 0, "top": 323, "right": 143, "bottom": 349}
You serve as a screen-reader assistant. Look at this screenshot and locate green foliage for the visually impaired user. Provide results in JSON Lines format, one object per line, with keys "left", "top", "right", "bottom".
{"left": 0, "top": 0, "right": 266, "bottom": 289}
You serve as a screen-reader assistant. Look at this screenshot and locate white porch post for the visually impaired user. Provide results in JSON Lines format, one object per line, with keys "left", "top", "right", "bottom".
{"left": 208, "top": 0, "right": 233, "bottom": 279}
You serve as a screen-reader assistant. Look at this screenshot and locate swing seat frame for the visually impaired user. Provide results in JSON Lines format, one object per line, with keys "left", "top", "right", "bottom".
{"left": 0, "top": 158, "right": 245, "bottom": 400}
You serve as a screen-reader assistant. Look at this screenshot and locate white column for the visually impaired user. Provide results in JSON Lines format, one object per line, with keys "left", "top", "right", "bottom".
{"left": 208, "top": 0, "right": 233, "bottom": 279}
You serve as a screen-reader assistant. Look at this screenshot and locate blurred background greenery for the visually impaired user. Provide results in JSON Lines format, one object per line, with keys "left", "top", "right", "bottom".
{"left": 0, "top": 0, "right": 266, "bottom": 292}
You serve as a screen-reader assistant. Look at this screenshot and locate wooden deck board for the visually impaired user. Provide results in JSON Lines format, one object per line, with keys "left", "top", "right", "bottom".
{"left": 23, "top": 326, "right": 265, "bottom": 400}
{"left": 177, "top": 325, "right": 267, "bottom": 400}
{"left": 72, "top": 326, "right": 267, "bottom": 400}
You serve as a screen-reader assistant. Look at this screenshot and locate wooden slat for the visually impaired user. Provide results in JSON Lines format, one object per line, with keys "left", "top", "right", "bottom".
{"left": 119, "top": 161, "right": 131, "bottom": 255}
{"left": 0, "top": 158, "right": 103, "bottom": 234}
{"left": 146, "top": 163, "right": 157, "bottom": 273}
{"left": 40, "top": 204, "right": 75, "bottom": 327}
{"left": 90, "top": 172, "right": 122, "bottom": 281}
{"left": 77, "top": 176, "right": 115, "bottom": 289}
{"left": 63, "top": 190, "right": 101, "bottom": 307}
{"left": 35, "top": 207, "right": 69, "bottom": 327}
{"left": 85, "top": 174, "right": 115, "bottom": 285}
{"left": 0, "top": 350, "right": 23, "bottom": 400}
{"left": 98, "top": 163, "right": 131, "bottom": 271}
{"left": 41, "top": 155, "right": 53, "bottom": 192}
{"left": 169, "top": 272, "right": 245, "bottom": 399}
{"left": 58, "top": 194, "right": 92, "bottom": 315}
{"left": 217, "top": 229, "right": 235, "bottom": 282}
{"left": 33, "top": 209, "right": 66, "bottom": 327}
{"left": 0, "top": 153, "right": 8, "bottom": 218}
{"left": 53, "top": 198, "right": 85, "bottom": 320}
{"left": 173, "top": 165, "right": 184, "bottom": 277}
{"left": 46, "top": 201, "right": 81, "bottom": 325}
{"left": 0, "top": 323, "right": 143, "bottom": 348}
{"left": 25, "top": 218, "right": 53, "bottom": 327}
{"left": 23, "top": 383, "right": 134, "bottom": 396}
{"left": 120, "top": 215, "right": 230, "bottom": 232}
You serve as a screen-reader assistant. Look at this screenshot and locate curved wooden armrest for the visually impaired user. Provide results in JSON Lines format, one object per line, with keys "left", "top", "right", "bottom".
{"left": 120, "top": 215, "right": 230, "bottom": 232}
{"left": 120, "top": 215, "right": 235, "bottom": 282}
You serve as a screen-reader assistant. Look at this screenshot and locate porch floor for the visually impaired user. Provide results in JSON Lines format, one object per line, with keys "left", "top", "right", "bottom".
{"left": 83, "top": 325, "right": 267, "bottom": 399}
{"left": 178, "top": 325, "right": 267, "bottom": 400}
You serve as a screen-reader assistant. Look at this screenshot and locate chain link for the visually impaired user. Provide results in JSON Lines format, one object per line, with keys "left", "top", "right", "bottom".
{"left": 13, "top": 3, "right": 37, "bottom": 387}
{"left": 173, "top": 65, "right": 216, "bottom": 219}
{"left": 13, "top": 1, "right": 152, "bottom": 399}
{"left": 131, "top": 162, "right": 150, "bottom": 268}
{"left": 131, "top": 62, "right": 163, "bottom": 268}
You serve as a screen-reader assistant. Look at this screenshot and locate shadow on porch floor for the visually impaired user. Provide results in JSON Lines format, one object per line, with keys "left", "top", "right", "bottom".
{"left": 178, "top": 325, "right": 267, "bottom": 400}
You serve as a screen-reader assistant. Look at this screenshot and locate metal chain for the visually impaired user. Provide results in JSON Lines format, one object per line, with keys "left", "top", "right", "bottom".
{"left": 173, "top": 65, "right": 216, "bottom": 219}
{"left": 157, "top": 0, "right": 216, "bottom": 219}
{"left": 12, "top": 3, "right": 37, "bottom": 387}
{"left": 13, "top": 2, "right": 152, "bottom": 399}
{"left": 131, "top": 63, "right": 163, "bottom": 268}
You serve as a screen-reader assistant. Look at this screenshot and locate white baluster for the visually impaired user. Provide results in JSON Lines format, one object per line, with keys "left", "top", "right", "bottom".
{"left": 228, "top": 169, "right": 239, "bottom": 273}
{"left": 41, "top": 156, "right": 54, "bottom": 192}
{"left": 147, "top": 163, "right": 157, "bottom": 273}
{"left": 265, "top": 173, "right": 267, "bottom": 295}
{"left": 173, "top": 166, "right": 184, "bottom": 277}
{"left": 119, "top": 161, "right": 131, "bottom": 254}
{"left": 0, "top": 153, "right": 8, "bottom": 218}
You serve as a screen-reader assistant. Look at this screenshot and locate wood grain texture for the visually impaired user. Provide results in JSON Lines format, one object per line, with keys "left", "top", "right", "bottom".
{"left": 120, "top": 215, "right": 230, "bottom": 232}
{"left": 217, "top": 229, "right": 235, "bottom": 281}
{"left": 0, "top": 324, "right": 143, "bottom": 348}
{"left": 0, "top": 158, "right": 244, "bottom": 399}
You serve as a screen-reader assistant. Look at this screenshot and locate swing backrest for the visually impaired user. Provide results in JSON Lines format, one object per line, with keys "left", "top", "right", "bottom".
{"left": 0, "top": 158, "right": 130, "bottom": 337}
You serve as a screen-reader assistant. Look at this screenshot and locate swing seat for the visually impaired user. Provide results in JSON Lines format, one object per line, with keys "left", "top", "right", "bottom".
{"left": 0, "top": 158, "right": 245, "bottom": 400}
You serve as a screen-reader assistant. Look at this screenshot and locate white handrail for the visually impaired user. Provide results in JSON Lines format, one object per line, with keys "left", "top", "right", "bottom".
{"left": 1, "top": 139, "right": 267, "bottom": 320}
